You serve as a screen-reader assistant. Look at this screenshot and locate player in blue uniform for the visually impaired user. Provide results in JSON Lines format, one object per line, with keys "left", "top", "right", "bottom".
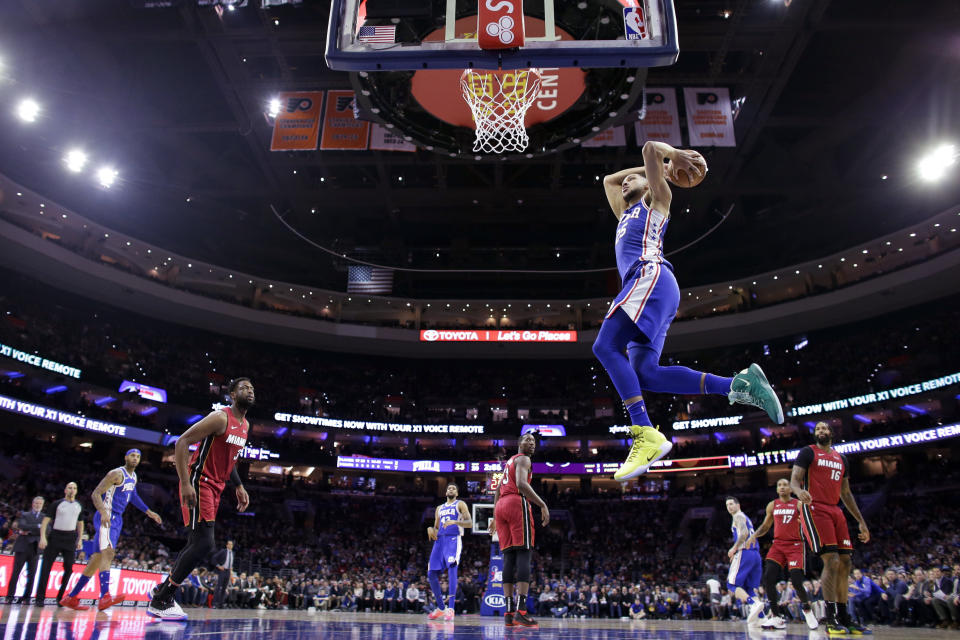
{"left": 596, "top": 142, "right": 785, "bottom": 481}
{"left": 426, "top": 483, "right": 472, "bottom": 621}
{"left": 725, "top": 495, "right": 765, "bottom": 625}
{"left": 60, "top": 449, "right": 161, "bottom": 611}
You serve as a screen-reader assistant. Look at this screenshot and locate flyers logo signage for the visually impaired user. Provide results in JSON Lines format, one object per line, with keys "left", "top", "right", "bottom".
{"left": 478, "top": 0, "right": 524, "bottom": 50}
{"left": 270, "top": 91, "right": 324, "bottom": 151}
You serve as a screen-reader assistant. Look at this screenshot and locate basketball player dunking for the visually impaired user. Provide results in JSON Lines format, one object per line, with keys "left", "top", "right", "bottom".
{"left": 489, "top": 433, "right": 548, "bottom": 628}
{"left": 744, "top": 478, "right": 819, "bottom": 630}
{"left": 595, "top": 141, "right": 784, "bottom": 481}
{"left": 426, "top": 483, "right": 472, "bottom": 621}
{"left": 724, "top": 496, "right": 764, "bottom": 625}
{"left": 147, "top": 377, "right": 253, "bottom": 620}
{"left": 791, "top": 421, "right": 870, "bottom": 636}
{"left": 60, "top": 450, "right": 161, "bottom": 611}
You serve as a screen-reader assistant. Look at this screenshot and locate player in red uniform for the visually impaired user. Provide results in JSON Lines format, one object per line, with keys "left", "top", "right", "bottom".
{"left": 489, "top": 432, "right": 549, "bottom": 628}
{"left": 745, "top": 478, "right": 818, "bottom": 630}
{"left": 790, "top": 421, "right": 870, "bottom": 636}
{"left": 147, "top": 377, "right": 253, "bottom": 620}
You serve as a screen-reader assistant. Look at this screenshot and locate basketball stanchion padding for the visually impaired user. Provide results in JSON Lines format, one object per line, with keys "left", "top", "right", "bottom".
{"left": 460, "top": 68, "right": 543, "bottom": 154}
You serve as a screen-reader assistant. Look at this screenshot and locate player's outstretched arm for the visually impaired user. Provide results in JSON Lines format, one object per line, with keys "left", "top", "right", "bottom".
{"left": 130, "top": 488, "right": 162, "bottom": 525}
{"left": 748, "top": 500, "right": 776, "bottom": 545}
{"left": 174, "top": 410, "right": 228, "bottom": 508}
{"left": 602, "top": 167, "right": 646, "bottom": 220}
{"left": 839, "top": 477, "right": 869, "bottom": 543}
{"left": 514, "top": 456, "right": 549, "bottom": 526}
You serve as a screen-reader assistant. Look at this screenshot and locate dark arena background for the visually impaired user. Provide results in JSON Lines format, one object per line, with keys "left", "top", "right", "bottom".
{"left": 1, "top": 0, "right": 959, "bottom": 639}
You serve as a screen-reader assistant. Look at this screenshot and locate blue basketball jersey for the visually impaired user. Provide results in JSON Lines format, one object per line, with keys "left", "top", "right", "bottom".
{"left": 731, "top": 513, "right": 759, "bottom": 552}
{"left": 101, "top": 467, "right": 138, "bottom": 516}
{"left": 614, "top": 198, "right": 672, "bottom": 282}
{"left": 436, "top": 501, "right": 462, "bottom": 537}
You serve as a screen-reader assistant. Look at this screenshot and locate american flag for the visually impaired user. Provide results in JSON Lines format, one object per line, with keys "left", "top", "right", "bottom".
{"left": 347, "top": 265, "right": 394, "bottom": 294}
{"left": 357, "top": 25, "right": 396, "bottom": 43}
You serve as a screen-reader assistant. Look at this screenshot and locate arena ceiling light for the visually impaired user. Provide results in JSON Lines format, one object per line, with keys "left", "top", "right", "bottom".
{"left": 96, "top": 166, "right": 119, "bottom": 188}
{"left": 15, "top": 98, "right": 39, "bottom": 123}
{"left": 64, "top": 149, "right": 88, "bottom": 173}
{"left": 267, "top": 97, "right": 281, "bottom": 118}
{"left": 917, "top": 142, "right": 957, "bottom": 182}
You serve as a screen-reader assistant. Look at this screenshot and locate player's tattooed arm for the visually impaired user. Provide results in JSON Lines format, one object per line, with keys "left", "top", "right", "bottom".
{"left": 90, "top": 469, "right": 123, "bottom": 521}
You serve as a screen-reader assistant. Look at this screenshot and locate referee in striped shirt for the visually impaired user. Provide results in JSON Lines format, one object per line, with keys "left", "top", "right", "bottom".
{"left": 36, "top": 482, "right": 84, "bottom": 606}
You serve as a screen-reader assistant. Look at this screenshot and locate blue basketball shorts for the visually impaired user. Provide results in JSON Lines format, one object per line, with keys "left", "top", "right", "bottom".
{"left": 92, "top": 511, "right": 123, "bottom": 552}
{"left": 428, "top": 535, "right": 462, "bottom": 571}
{"left": 606, "top": 260, "right": 680, "bottom": 358}
{"left": 727, "top": 548, "right": 762, "bottom": 592}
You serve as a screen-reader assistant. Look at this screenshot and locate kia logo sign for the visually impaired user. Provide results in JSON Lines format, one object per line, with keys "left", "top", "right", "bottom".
{"left": 484, "top": 594, "right": 506, "bottom": 608}
{"left": 422, "top": 330, "right": 439, "bottom": 342}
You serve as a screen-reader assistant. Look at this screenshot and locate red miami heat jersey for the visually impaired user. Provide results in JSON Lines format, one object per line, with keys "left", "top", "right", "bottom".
{"left": 795, "top": 444, "right": 847, "bottom": 506}
{"left": 498, "top": 454, "right": 532, "bottom": 499}
{"left": 772, "top": 498, "right": 802, "bottom": 542}
{"left": 189, "top": 407, "right": 248, "bottom": 493}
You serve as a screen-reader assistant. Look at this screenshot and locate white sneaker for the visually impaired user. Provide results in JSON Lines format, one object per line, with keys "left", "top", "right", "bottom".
{"left": 146, "top": 599, "right": 187, "bottom": 621}
{"left": 761, "top": 615, "right": 786, "bottom": 630}
{"left": 802, "top": 607, "right": 819, "bottom": 629}
{"left": 746, "top": 600, "right": 765, "bottom": 625}
{"left": 443, "top": 608, "right": 454, "bottom": 621}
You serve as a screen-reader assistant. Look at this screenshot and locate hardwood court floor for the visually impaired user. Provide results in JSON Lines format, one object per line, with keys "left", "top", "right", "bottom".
{"left": 0, "top": 606, "right": 954, "bottom": 640}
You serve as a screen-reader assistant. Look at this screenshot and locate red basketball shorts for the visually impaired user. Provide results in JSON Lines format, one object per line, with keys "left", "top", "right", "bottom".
{"left": 181, "top": 482, "right": 222, "bottom": 528}
{"left": 766, "top": 539, "right": 806, "bottom": 572}
{"left": 799, "top": 502, "right": 852, "bottom": 555}
{"left": 494, "top": 494, "right": 534, "bottom": 551}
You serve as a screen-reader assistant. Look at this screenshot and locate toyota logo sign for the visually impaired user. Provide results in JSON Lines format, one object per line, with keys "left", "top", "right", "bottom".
{"left": 422, "top": 330, "right": 439, "bottom": 342}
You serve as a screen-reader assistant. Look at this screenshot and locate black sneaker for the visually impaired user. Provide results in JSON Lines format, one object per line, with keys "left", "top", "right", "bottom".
{"left": 514, "top": 611, "right": 539, "bottom": 627}
{"left": 504, "top": 612, "right": 515, "bottom": 626}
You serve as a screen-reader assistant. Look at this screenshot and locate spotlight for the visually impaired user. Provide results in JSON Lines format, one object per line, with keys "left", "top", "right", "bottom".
{"left": 268, "top": 97, "right": 281, "bottom": 118}
{"left": 917, "top": 143, "right": 957, "bottom": 182}
{"left": 16, "top": 98, "right": 40, "bottom": 123}
{"left": 64, "top": 149, "right": 88, "bottom": 173}
{"left": 97, "top": 166, "right": 118, "bottom": 188}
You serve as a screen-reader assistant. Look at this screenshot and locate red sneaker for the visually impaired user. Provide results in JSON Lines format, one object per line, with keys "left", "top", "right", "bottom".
{"left": 97, "top": 593, "right": 126, "bottom": 611}
{"left": 60, "top": 595, "right": 89, "bottom": 611}
{"left": 504, "top": 612, "right": 516, "bottom": 627}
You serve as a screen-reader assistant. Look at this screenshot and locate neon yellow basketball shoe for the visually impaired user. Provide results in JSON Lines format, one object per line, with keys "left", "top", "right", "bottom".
{"left": 613, "top": 425, "right": 673, "bottom": 481}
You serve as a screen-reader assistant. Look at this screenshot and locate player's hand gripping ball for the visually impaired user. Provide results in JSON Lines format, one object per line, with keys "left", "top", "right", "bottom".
{"left": 666, "top": 150, "right": 707, "bottom": 188}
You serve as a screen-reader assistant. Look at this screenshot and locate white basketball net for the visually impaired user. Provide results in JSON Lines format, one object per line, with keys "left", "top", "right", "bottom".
{"left": 460, "top": 68, "right": 543, "bottom": 154}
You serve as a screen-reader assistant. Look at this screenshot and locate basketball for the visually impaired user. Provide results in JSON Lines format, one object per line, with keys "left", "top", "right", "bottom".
{"left": 667, "top": 152, "right": 707, "bottom": 188}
